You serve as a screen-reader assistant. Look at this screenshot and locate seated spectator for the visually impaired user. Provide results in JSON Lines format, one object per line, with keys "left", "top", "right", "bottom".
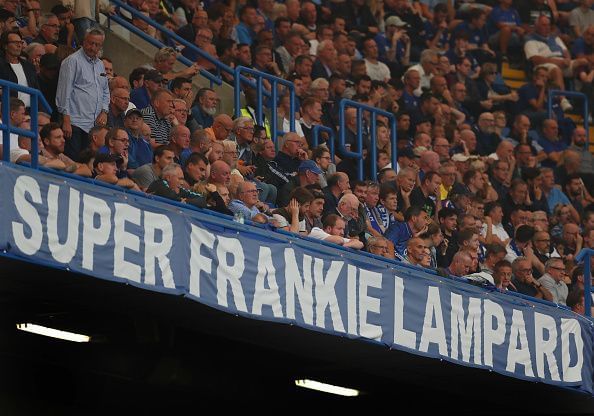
{"left": 511, "top": 256, "right": 554, "bottom": 301}
{"left": 147, "top": 163, "right": 206, "bottom": 208}
{"left": 228, "top": 181, "right": 264, "bottom": 221}
{"left": 532, "top": 230, "right": 561, "bottom": 277}
{"left": 538, "top": 258, "right": 569, "bottom": 305}
{"left": 438, "top": 251, "right": 473, "bottom": 278}
{"left": 93, "top": 153, "right": 139, "bottom": 191}
{"left": 99, "top": 127, "right": 131, "bottom": 178}
{"left": 556, "top": 223, "right": 584, "bottom": 261}
{"left": 467, "top": 243, "right": 507, "bottom": 284}
{"left": 191, "top": 88, "right": 218, "bottom": 129}
{"left": 124, "top": 108, "right": 152, "bottom": 173}
{"left": 384, "top": 206, "right": 431, "bottom": 258}
{"left": 334, "top": 193, "right": 364, "bottom": 239}
{"left": 493, "top": 259, "right": 515, "bottom": 291}
{"left": 482, "top": 201, "right": 510, "bottom": 246}
{"left": 205, "top": 114, "right": 234, "bottom": 143}
{"left": 403, "top": 237, "right": 431, "bottom": 267}
{"left": 274, "top": 132, "right": 308, "bottom": 178}
{"left": 409, "top": 171, "right": 442, "bottom": 220}
{"left": 183, "top": 152, "right": 209, "bottom": 187}
{"left": 130, "top": 69, "right": 163, "bottom": 109}
{"left": 141, "top": 88, "right": 175, "bottom": 146}
{"left": 39, "top": 123, "right": 90, "bottom": 176}
{"left": 277, "top": 160, "right": 322, "bottom": 208}
{"left": 487, "top": 0, "right": 524, "bottom": 58}
{"left": 308, "top": 214, "right": 364, "bottom": 250}
{"left": 107, "top": 87, "right": 130, "bottom": 129}
{"left": 541, "top": 167, "right": 579, "bottom": 220}
{"left": 132, "top": 145, "right": 175, "bottom": 191}
{"left": 272, "top": 187, "right": 314, "bottom": 234}
{"left": 568, "top": 0, "right": 594, "bottom": 39}
{"left": 311, "top": 146, "right": 336, "bottom": 188}
{"left": 234, "top": 5, "right": 258, "bottom": 46}
{"left": 524, "top": 15, "right": 588, "bottom": 97}
{"left": 367, "top": 236, "right": 395, "bottom": 259}
{"left": 566, "top": 288, "right": 586, "bottom": 315}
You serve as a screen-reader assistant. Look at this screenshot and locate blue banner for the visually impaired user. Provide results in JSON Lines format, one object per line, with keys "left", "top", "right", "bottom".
{"left": 1, "top": 162, "right": 593, "bottom": 394}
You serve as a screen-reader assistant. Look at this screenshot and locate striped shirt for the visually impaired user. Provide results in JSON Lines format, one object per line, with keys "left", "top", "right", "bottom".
{"left": 141, "top": 105, "right": 172, "bottom": 145}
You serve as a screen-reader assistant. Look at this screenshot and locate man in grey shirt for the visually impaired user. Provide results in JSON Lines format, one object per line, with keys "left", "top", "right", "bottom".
{"left": 538, "top": 258, "right": 569, "bottom": 305}
{"left": 132, "top": 145, "right": 175, "bottom": 191}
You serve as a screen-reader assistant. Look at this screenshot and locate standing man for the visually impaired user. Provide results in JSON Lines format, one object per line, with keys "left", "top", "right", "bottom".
{"left": 56, "top": 28, "right": 110, "bottom": 162}
{"left": 0, "top": 30, "right": 39, "bottom": 109}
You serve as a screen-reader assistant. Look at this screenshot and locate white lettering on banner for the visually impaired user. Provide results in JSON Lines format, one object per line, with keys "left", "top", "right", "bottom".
{"left": 314, "top": 259, "right": 345, "bottom": 332}
{"left": 419, "top": 287, "right": 448, "bottom": 356}
{"left": 113, "top": 203, "right": 142, "bottom": 283}
{"left": 12, "top": 175, "right": 43, "bottom": 255}
{"left": 561, "top": 318, "right": 584, "bottom": 382}
{"left": 285, "top": 248, "right": 314, "bottom": 325}
{"left": 450, "top": 294, "right": 482, "bottom": 365}
{"left": 47, "top": 184, "right": 79, "bottom": 264}
{"left": 189, "top": 225, "right": 215, "bottom": 298}
{"left": 393, "top": 276, "right": 416, "bottom": 349}
{"left": 216, "top": 236, "right": 247, "bottom": 312}
{"left": 506, "top": 309, "right": 535, "bottom": 377}
{"left": 483, "top": 299, "right": 506, "bottom": 367}
{"left": 252, "top": 246, "right": 283, "bottom": 318}
{"left": 359, "top": 269, "right": 383, "bottom": 340}
{"left": 82, "top": 194, "right": 111, "bottom": 271}
{"left": 144, "top": 211, "right": 174, "bottom": 288}
{"left": 347, "top": 265, "right": 358, "bottom": 335}
{"left": 6, "top": 175, "right": 589, "bottom": 387}
{"left": 535, "top": 312, "right": 561, "bottom": 381}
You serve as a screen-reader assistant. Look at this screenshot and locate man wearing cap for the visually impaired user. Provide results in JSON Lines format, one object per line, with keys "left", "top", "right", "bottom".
{"left": 276, "top": 160, "right": 322, "bottom": 207}
{"left": 56, "top": 28, "right": 110, "bottom": 162}
{"left": 124, "top": 108, "right": 152, "bottom": 173}
{"left": 93, "top": 153, "right": 139, "bottom": 191}
{"left": 0, "top": 30, "right": 39, "bottom": 109}
{"left": 130, "top": 69, "right": 165, "bottom": 109}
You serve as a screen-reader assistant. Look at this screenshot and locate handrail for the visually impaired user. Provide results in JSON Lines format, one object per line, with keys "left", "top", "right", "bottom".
{"left": 576, "top": 248, "right": 594, "bottom": 318}
{"left": 1, "top": 80, "right": 52, "bottom": 169}
{"left": 233, "top": 65, "right": 295, "bottom": 142}
{"left": 547, "top": 90, "right": 589, "bottom": 141}
{"left": 337, "top": 99, "right": 397, "bottom": 181}
{"left": 311, "top": 125, "right": 335, "bottom": 162}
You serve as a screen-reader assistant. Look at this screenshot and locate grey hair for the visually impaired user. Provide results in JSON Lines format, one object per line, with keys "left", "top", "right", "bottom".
{"left": 39, "top": 13, "right": 57, "bottom": 27}
{"left": 233, "top": 116, "right": 253, "bottom": 132}
{"left": 23, "top": 42, "right": 44, "bottom": 58}
{"left": 161, "top": 163, "right": 181, "bottom": 178}
{"left": 544, "top": 257, "right": 563, "bottom": 272}
{"left": 154, "top": 47, "right": 177, "bottom": 63}
{"left": 511, "top": 256, "right": 530, "bottom": 274}
{"left": 85, "top": 27, "right": 105, "bottom": 38}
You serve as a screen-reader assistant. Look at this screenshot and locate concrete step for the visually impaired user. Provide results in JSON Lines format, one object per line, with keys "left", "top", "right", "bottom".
{"left": 502, "top": 63, "right": 526, "bottom": 80}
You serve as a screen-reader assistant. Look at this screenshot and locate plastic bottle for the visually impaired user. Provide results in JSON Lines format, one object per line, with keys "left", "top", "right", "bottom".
{"left": 234, "top": 211, "right": 244, "bottom": 224}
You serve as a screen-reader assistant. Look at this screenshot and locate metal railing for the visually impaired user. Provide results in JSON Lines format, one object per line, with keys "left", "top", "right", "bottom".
{"left": 311, "top": 125, "right": 335, "bottom": 161}
{"left": 1, "top": 80, "right": 52, "bottom": 169}
{"left": 233, "top": 65, "right": 295, "bottom": 142}
{"left": 337, "top": 99, "right": 397, "bottom": 181}
{"left": 548, "top": 90, "right": 589, "bottom": 140}
{"left": 576, "top": 248, "right": 594, "bottom": 318}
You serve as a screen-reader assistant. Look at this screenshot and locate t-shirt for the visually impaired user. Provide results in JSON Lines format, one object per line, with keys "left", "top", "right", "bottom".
{"left": 488, "top": 6, "right": 522, "bottom": 34}
{"left": 569, "top": 7, "right": 594, "bottom": 33}
{"left": 308, "top": 227, "right": 349, "bottom": 244}
{"left": 9, "top": 62, "right": 30, "bottom": 107}
{"left": 364, "top": 59, "right": 391, "bottom": 82}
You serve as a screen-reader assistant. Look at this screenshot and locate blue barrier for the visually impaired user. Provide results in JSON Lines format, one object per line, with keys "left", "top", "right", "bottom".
{"left": 548, "top": 90, "right": 589, "bottom": 140}
{"left": 337, "top": 99, "right": 397, "bottom": 181}
{"left": 576, "top": 248, "right": 594, "bottom": 318}
{"left": 311, "top": 125, "right": 335, "bottom": 161}
{"left": 233, "top": 65, "right": 295, "bottom": 142}
{"left": 1, "top": 79, "right": 52, "bottom": 169}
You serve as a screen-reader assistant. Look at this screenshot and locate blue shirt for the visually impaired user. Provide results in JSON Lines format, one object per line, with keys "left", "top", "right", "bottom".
{"left": 571, "top": 37, "right": 594, "bottom": 58}
{"left": 546, "top": 187, "right": 571, "bottom": 214}
{"left": 488, "top": 6, "right": 522, "bottom": 34}
{"left": 127, "top": 131, "right": 153, "bottom": 170}
{"left": 235, "top": 22, "right": 256, "bottom": 45}
{"left": 384, "top": 221, "right": 413, "bottom": 257}
{"left": 228, "top": 199, "right": 260, "bottom": 220}
{"left": 55, "top": 48, "right": 110, "bottom": 133}
{"left": 537, "top": 136, "right": 568, "bottom": 167}
{"left": 452, "top": 22, "right": 487, "bottom": 47}
{"left": 423, "top": 20, "right": 450, "bottom": 49}
{"left": 130, "top": 87, "right": 151, "bottom": 110}
{"left": 191, "top": 105, "right": 214, "bottom": 129}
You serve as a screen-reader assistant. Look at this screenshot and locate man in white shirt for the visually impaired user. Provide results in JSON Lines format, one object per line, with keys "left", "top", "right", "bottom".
{"left": 361, "top": 36, "right": 391, "bottom": 82}
{"left": 407, "top": 49, "right": 439, "bottom": 96}
{"left": 309, "top": 214, "right": 364, "bottom": 249}
{"left": 538, "top": 258, "right": 569, "bottom": 305}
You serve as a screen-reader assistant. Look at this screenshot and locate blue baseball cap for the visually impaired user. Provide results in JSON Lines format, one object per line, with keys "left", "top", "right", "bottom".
{"left": 298, "top": 160, "right": 323, "bottom": 175}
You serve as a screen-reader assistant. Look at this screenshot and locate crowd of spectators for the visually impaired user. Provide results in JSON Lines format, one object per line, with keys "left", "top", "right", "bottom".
{"left": 1, "top": 0, "right": 593, "bottom": 315}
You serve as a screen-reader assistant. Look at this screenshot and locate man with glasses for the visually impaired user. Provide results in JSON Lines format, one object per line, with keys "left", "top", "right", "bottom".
{"left": 407, "top": 49, "right": 439, "bottom": 95}
{"left": 0, "top": 30, "right": 39, "bottom": 109}
{"left": 33, "top": 13, "right": 59, "bottom": 46}
{"left": 538, "top": 258, "right": 569, "bottom": 305}
{"left": 229, "top": 181, "right": 262, "bottom": 221}
{"left": 511, "top": 256, "right": 553, "bottom": 301}
{"left": 473, "top": 112, "right": 501, "bottom": 156}
{"left": 367, "top": 236, "right": 393, "bottom": 259}
{"left": 131, "top": 69, "right": 165, "bottom": 109}
{"left": 107, "top": 87, "right": 130, "bottom": 129}
{"left": 124, "top": 108, "right": 152, "bottom": 173}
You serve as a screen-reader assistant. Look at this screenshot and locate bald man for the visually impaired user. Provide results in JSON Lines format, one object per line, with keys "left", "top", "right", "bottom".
{"left": 208, "top": 159, "right": 231, "bottom": 186}
{"left": 107, "top": 87, "right": 131, "bottom": 128}
{"left": 205, "top": 114, "right": 234, "bottom": 142}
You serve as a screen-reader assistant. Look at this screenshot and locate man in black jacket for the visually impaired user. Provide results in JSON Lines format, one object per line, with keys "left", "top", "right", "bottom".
{"left": 0, "top": 30, "right": 39, "bottom": 109}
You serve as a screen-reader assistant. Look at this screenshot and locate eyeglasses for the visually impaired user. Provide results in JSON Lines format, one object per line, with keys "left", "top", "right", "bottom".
{"left": 550, "top": 266, "right": 566, "bottom": 273}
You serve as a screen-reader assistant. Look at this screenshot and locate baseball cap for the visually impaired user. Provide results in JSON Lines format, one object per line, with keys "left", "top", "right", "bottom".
{"left": 298, "top": 160, "right": 323, "bottom": 175}
{"left": 125, "top": 108, "right": 142, "bottom": 118}
{"left": 451, "top": 153, "right": 470, "bottom": 162}
{"left": 385, "top": 16, "right": 408, "bottom": 28}
{"left": 144, "top": 69, "right": 164, "bottom": 83}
